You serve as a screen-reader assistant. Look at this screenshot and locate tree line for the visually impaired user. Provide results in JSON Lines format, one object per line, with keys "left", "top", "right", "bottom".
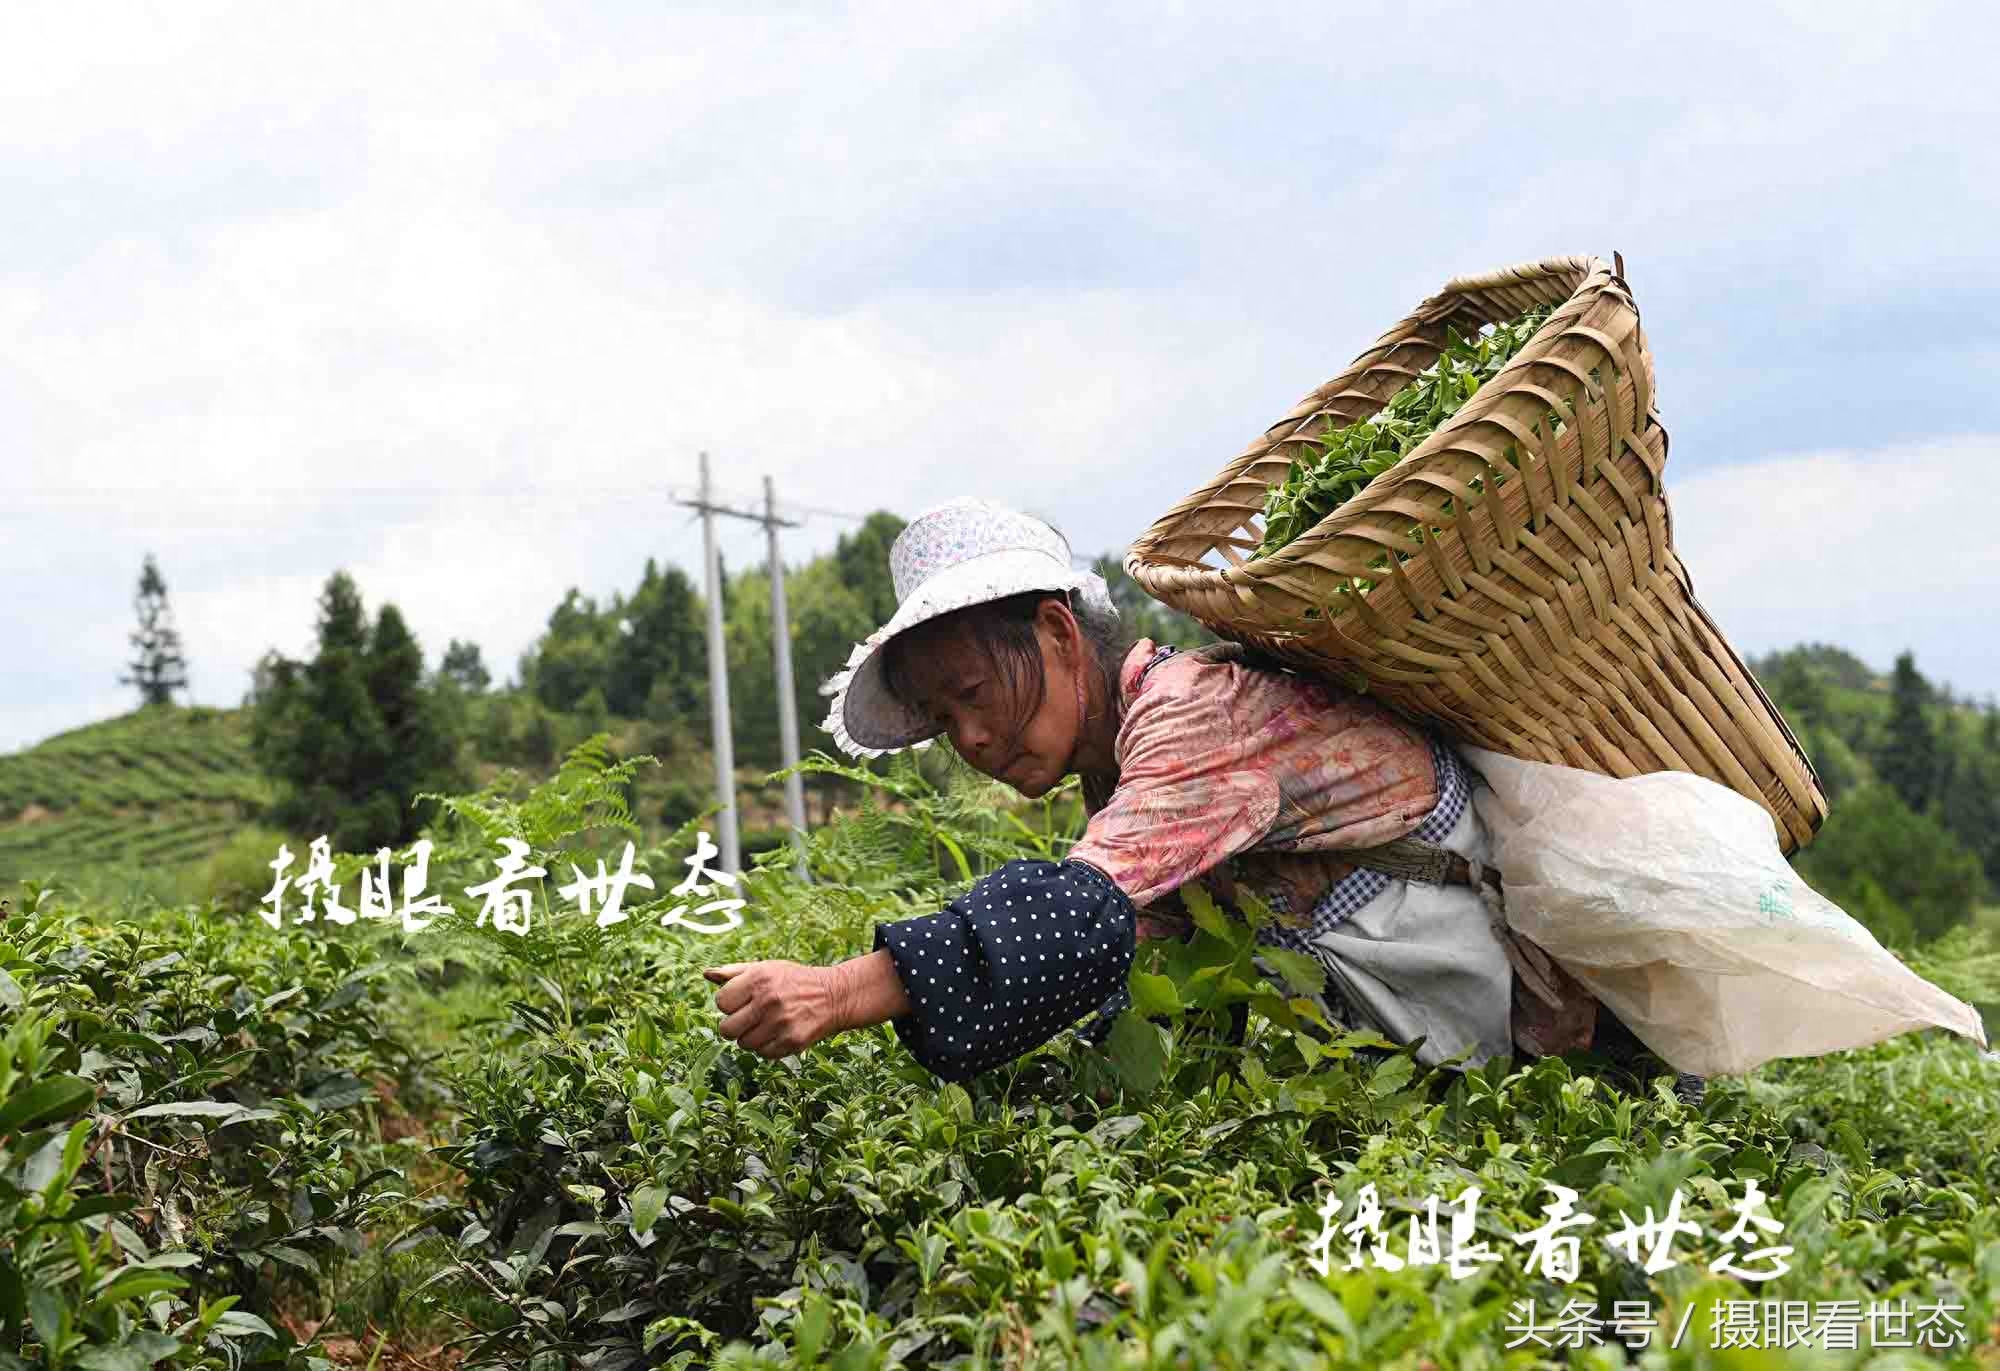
{"left": 1756, "top": 644, "right": 1998, "bottom": 943}
{"left": 117, "top": 512, "right": 1203, "bottom": 854}
{"left": 113, "top": 544, "right": 1990, "bottom": 947}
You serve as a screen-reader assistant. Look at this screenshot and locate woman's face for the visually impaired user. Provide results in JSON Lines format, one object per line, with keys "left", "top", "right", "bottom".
{"left": 898, "top": 600, "right": 1084, "bottom": 798}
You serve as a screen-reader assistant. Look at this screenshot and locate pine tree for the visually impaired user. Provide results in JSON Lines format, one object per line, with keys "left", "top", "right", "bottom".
{"left": 368, "top": 604, "right": 464, "bottom": 839}
{"left": 1797, "top": 782, "right": 1986, "bottom": 943}
{"left": 1933, "top": 709, "right": 1958, "bottom": 796}
{"left": 724, "top": 566, "right": 780, "bottom": 768}
{"left": 305, "top": 574, "right": 392, "bottom": 847}
{"left": 1937, "top": 742, "right": 2000, "bottom": 889}
{"left": 120, "top": 553, "right": 191, "bottom": 706}
{"left": 252, "top": 573, "right": 408, "bottom": 851}
{"left": 440, "top": 639, "right": 491, "bottom": 694}
{"left": 607, "top": 559, "right": 707, "bottom": 722}
{"left": 528, "top": 589, "right": 616, "bottom": 711}
{"left": 1764, "top": 649, "right": 1829, "bottom": 728}
{"left": 244, "top": 649, "right": 287, "bottom": 710}
{"left": 832, "top": 512, "right": 906, "bottom": 625}
{"left": 1877, "top": 651, "right": 1937, "bottom": 814}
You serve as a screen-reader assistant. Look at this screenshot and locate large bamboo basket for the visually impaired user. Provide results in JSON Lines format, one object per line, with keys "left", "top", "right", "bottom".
{"left": 1128, "top": 255, "right": 1827, "bottom": 853}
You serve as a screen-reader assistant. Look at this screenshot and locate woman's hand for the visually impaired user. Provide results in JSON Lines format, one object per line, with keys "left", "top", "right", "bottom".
{"left": 704, "top": 960, "right": 846, "bottom": 1059}
{"left": 704, "top": 949, "right": 913, "bottom": 1061}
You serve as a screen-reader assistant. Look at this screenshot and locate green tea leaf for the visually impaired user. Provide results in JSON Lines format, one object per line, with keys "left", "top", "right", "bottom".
{"left": 1105, "top": 1013, "right": 1168, "bottom": 1094}
{"left": 1289, "top": 1277, "right": 1359, "bottom": 1338}
{"left": 0, "top": 1076, "right": 94, "bottom": 1134}
{"left": 28, "top": 1284, "right": 64, "bottom": 1352}
{"left": 1259, "top": 948, "right": 1326, "bottom": 997}
{"left": 1181, "top": 882, "right": 1233, "bottom": 942}
{"left": 123, "top": 1101, "right": 249, "bottom": 1123}
{"left": 631, "top": 1185, "right": 665, "bottom": 1235}
{"left": 1129, "top": 972, "right": 1181, "bottom": 1017}
{"left": 213, "top": 1311, "right": 278, "bottom": 1339}
{"left": 88, "top": 1271, "right": 190, "bottom": 1309}
{"left": 1368, "top": 1053, "right": 1416, "bottom": 1098}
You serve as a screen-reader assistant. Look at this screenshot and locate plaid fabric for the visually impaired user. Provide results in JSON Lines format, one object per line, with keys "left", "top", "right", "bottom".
{"left": 1247, "top": 733, "right": 1469, "bottom": 1034}
{"left": 1257, "top": 731, "right": 1471, "bottom": 951}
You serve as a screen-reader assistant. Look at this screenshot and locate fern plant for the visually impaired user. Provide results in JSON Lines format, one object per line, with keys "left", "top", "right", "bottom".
{"left": 391, "top": 733, "right": 678, "bottom": 984}
{"left": 775, "top": 748, "right": 1087, "bottom": 894}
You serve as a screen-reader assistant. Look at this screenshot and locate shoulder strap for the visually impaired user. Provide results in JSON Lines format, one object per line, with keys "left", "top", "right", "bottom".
{"left": 1342, "top": 835, "right": 1460, "bottom": 886}
{"left": 1132, "top": 642, "right": 1180, "bottom": 690}
{"left": 1145, "top": 639, "right": 1282, "bottom": 675}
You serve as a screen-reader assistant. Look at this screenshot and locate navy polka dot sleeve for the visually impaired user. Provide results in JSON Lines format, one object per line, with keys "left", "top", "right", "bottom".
{"left": 873, "top": 857, "right": 1137, "bottom": 1084}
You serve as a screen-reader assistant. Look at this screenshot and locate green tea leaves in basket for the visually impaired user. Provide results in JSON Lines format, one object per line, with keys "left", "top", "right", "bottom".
{"left": 1255, "top": 303, "right": 1553, "bottom": 560}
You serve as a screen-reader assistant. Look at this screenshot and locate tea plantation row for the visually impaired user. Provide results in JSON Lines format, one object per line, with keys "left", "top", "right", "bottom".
{"left": 3, "top": 741, "right": 1997, "bottom": 1368}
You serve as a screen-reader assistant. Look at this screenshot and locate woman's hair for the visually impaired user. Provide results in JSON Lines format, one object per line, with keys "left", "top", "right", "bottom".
{"left": 880, "top": 584, "right": 1133, "bottom": 764}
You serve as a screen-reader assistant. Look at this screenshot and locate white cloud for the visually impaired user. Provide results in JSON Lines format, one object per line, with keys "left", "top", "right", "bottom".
{"left": 1670, "top": 436, "right": 2000, "bottom": 698}
{"left": 3, "top": 2, "right": 1999, "bottom": 748}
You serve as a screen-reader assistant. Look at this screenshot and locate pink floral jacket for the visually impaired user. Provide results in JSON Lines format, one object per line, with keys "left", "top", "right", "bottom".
{"left": 1068, "top": 638, "right": 1599, "bottom": 1058}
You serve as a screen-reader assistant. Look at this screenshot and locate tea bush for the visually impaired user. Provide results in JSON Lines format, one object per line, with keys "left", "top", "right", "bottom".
{"left": 11, "top": 737, "right": 1999, "bottom": 1369}
{"left": 408, "top": 747, "right": 2000, "bottom": 1369}
{"left": 0, "top": 880, "right": 437, "bottom": 1368}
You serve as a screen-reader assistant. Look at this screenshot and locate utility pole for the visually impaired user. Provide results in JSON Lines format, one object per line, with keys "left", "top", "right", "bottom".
{"left": 693, "top": 453, "right": 739, "bottom": 874}
{"left": 673, "top": 458, "right": 807, "bottom": 878}
{"left": 765, "top": 475, "right": 810, "bottom": 879}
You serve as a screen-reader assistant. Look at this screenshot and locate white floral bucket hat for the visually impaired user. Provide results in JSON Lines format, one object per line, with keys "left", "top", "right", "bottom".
{"left": 818, "top": 497, "right": 1118, "bottom": 758}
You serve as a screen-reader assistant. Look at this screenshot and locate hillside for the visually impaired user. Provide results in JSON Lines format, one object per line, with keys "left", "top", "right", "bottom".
{"left": 0, "top": 702, "right": 270, "bottom": 890}
{"left": 0, "top": 697, "right": 800, "bottom": 901}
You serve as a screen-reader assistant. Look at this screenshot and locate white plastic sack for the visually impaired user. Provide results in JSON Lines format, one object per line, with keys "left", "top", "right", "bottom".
{"left": 1461, "top": 745, "right": 1990, "bottom": 1077}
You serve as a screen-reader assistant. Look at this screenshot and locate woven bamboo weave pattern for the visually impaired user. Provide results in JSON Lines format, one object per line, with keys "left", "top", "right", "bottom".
{"left": 1127, "top": 255, "right": 1827, "bottom": 852}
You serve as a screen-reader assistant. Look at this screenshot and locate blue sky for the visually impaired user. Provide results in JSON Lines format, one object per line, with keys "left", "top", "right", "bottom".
{"left": 4, "top": 1, "right": 1998, "bottom": 750}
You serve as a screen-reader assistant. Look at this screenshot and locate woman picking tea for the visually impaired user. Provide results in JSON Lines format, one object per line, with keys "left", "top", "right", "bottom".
{"left": 705, "top": 496, "right": 1612, "bottom": 1084}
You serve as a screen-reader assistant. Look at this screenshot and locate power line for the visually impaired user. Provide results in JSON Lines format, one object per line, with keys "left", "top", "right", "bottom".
{"left": 5, "top": 482, "right": 876, "bottom": 517}
{"left": 773, "top": 498, "right": 874, "bottom": 523}
{"left": 3, "top": 481, "right": 883, "bottom": 528}
{"left": 8, "top": 484, "right": 676, "bottom": 501}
